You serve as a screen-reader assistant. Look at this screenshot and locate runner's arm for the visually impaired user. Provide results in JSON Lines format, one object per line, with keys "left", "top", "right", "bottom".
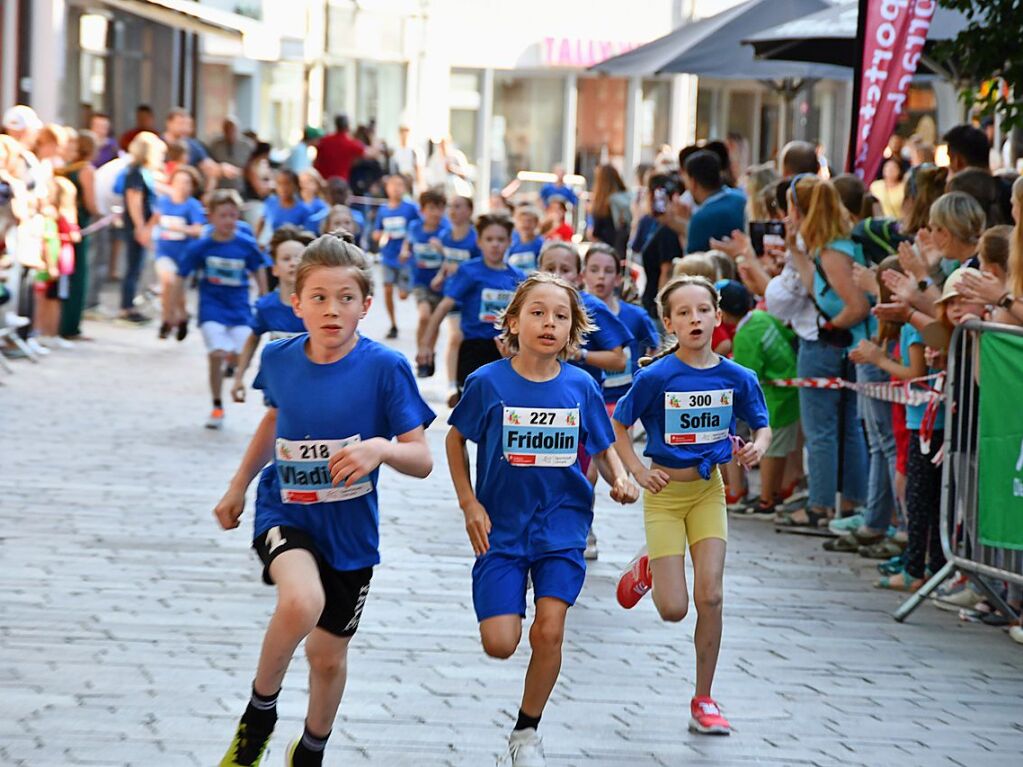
{"left": 228, "top": 408, "right": 277, "bottom": 492}
{"left": 592, "top": 445, "right": 639, "bottom": 504}
{"left": 446, "top": 425, "right": 491, "bottom": 556}
{"left": 231, "top": 334, "right": 262, "bottom": 401}
{"left": 576, "top": 346, "right": 627, "bottom": 371}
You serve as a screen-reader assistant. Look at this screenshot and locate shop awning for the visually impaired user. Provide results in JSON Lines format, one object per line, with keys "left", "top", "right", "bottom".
{"left": 743, "top": 1, "right": 969, "bottom": 78}
{"left": 93, "top": 0, "right": 281, "bottom": 60}
{"left": 590, "top": 0, "right": 850, "bottom": 80}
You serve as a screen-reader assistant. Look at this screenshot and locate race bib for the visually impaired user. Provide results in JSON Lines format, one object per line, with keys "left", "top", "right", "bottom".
{"left": 479, "top": 288, "right": 515, "bottom": 324}
{"left": 268, "top": 330, "right": 303, "bottom": 341}
{"left": 603, "top": 347, "right": 633, "bottom": 389}
{"left": 443, "top": 246, "right": 472, "bottom": 264}
{"left": 502, "top": 407, "right": 579, "bottom": 467}
{"left": 275, "top": 436, "right": 373, "bottom": 504}
{"left": 381, "top": 216, "right": 407, "bottom": 239}
{"left": 159, "top": 214, "right": 187, "bottom": 241}
{"left": 507, "top": 250, "right": 537, "bottom": 272}
{"left": 664, "top": 389, "right": 732, "bottom": 445}
{"left": 413, "top": 242, "right": 443, "bottom": 270}
{"left": 204, "top": 255, "right": 246, "bottom": 286}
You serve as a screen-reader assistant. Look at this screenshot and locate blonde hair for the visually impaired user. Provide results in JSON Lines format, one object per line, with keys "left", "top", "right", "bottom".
{"left": 52, "top": 176, "right": 78, "bottom": 222}
{"left": 1011, "top": 176, "right": 1023, "bottom": 296}
{"left": 929, "top": 192, "right": 985, "bottom": 245}
{"left": 640, "top": 274, "right": 719, "bottom": 367}
{"left": 792, "top": 176, "right": 852, "bottom": 254}
{"left": 295, "top": 231, "right": 375, "bottom": 298}
{"left": 127, "top": 131, "right": 166, "bottom": 170}
{"left": 745, "top": 162, "right": 779, "bottom": 220}
{"left": 673, "top": 252, "right": 716, "bottom": 280}
{"left": 497, "top": 271, "right": 595, "bottom": 359}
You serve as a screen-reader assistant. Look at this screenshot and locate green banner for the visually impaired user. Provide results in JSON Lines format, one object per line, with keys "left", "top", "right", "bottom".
{"left": 978, "top": 331, "right": 1023, "bottom": 550}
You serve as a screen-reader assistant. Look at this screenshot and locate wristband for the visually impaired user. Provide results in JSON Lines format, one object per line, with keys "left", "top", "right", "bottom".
{"left": 579, "top": 348, "right": 589, "bottom": 363}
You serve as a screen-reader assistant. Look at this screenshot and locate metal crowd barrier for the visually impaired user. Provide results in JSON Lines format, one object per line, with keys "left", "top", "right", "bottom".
{"left": 895, "top": 320, "right": 1023, "bottom": 622}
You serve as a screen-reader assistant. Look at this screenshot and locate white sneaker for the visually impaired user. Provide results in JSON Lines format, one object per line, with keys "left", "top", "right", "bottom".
{"left": 1009, "top": 625, "right": 1023, "bottom": 645}
{"left": 53, "top": 336, "right": 75, "bottom": 350}
{"left": 25, "top": 337, "right": 50, "bottom": 356}
{"left": 3, "top": 312, "right": 29, "bottom": 329}
{"left": 931, "top": 581, "right": 981, "bottom": 612}
{"left": 584, "top": 529, "right": 598, "bottom": 561}
{"left": 497, "top": 728, "right": 546, "bottom": 767}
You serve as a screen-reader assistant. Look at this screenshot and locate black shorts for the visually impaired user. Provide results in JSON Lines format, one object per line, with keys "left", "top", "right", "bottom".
{"left": 253, "top": 526, "right": 373, "bottom": 638}
{"left": 456, "top": 337, "right": 502, "bottom": 390}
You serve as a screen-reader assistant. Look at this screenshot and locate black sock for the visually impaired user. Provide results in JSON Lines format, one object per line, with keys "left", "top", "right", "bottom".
{"left": 213, "top": 398, "right": 223, "bottom": 408}
{"left": 514, "top": 709, "right": 541, "bottom": 732}
{"left": 291, "top": 724, "right": 330, "bottom": 767}
{"left": 241, "top": 684, "right": 279, "bottom": 730}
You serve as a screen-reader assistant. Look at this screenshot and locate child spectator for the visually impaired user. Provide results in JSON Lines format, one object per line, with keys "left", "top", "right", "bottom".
{"left": 154, "top": 165, "right": 206, "bottom": 340}
{"left": 180, "top": 190, "right": 268, "bottom": 429}
{"left": 35, "top": 177, "right": 80, "bottom": 349}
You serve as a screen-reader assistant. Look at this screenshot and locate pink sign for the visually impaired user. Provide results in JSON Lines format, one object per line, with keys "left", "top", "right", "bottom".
{"left": 542, "top": 37, "right": 642, "bottom": 68}
{"left": 852, "top": 0, "right": 935, "bottom": 180}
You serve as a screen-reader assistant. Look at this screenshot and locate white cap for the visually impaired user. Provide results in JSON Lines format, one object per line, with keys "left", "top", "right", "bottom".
{"left": 2, "top": 105, "right": 43, "bottom": 133}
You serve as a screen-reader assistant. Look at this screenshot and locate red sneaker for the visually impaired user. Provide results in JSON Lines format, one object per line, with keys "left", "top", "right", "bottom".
{"left": 689, "top": 696, "right": 731, "bottom": 735}
{"left": 616, "top": 550, "right": 651, "bottom": 609}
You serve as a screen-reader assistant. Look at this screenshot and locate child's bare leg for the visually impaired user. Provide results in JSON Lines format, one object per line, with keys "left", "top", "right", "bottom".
{"left": 416, "top": 301, "right": 431, "bottom": 347}
{"left": 446, "top": 316, "right": 462, "bottom": 387}
{"left": 479, "top": 614, "right": 522, "bottom": 660}
{"left": 689, "top": 537, "right": 726, "bottom": 698}
{"left": 159, "top": 270, "right": 175, "bottom": 324}
{"left": 304, "top": 628, "right": 352, "bottom": 736}
{"left": 209, "top": 350, "right": 227, "bottom": 403}
{"left": 520, "top": 597, "right": 568, "bottom": 717}
{"left": 383, "top": 282, "right": 396, "bottom": 329}
{"left": 172, "top": 275, "right": 186, "bottom": 324}
{"left": 649, "top": 554, "right": 689, "bottom": 623}
{"left": 759, "top": 455, "right": 784, "bottom": 503}
{"left": 253, "top": 549, "right": 325, "bottom": 695}
{"left": 723, "top": 458, "right": 744, "bottom": 499}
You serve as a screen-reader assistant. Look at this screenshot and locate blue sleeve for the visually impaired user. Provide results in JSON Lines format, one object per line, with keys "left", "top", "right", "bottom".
{"left": 252, "top": 346, "right": 276, "bottom": 407}
{"left": 736, "top": 370, "right": 770, "bottom": 430}
{"left": 251, "top": 304, "right": 268, "bottom": 335}
{"left": 407, "top": 204, "right": 421, "bottom": 224}
{"left": 443, "top": 263, "right": 472, "bottom": 301}
{"left": 189, "top": 139, "right": 210, "bottom": 163}
{"left": 245, "top": 239, "right": 266, "bottom": 272}
{"left": 178, "top": 239, "right": 204, "bottom": 277}
{"left": 567, "top": 188, "right": 579, "bottom": 207}
{"left": 384, "top": 354, "right": 436, "bottom": 437}
{"left": 189, "top": 198, "right": 207, "bottom": 225}
{"left": 586, "top": 301, "right": 632, "bottom": 351}
{"left": 113, "top": 168, "right": 127, "bottom": 195}
{"left": 612, "top": 366, "right": 654, "bottom": 427}
{"left": 639, "top": 311, "right": 659, "bottom": 353}
{"left": 448, "top": 370, "right": 487, "bottom": 443}
{"left": 352, "top": 210, "right": 365, "bottom": 231}
{"left": 582, "top": 378, "right": 615, "bottom": 456}
{"left": 686, "top": 211, "right": 711, "bottom": 253}
{"left": 374, "top": 209, "right": 384, "bottom": 231}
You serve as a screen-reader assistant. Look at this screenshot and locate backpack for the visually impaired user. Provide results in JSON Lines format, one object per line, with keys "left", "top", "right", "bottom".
{"left": 851, "top": 217, "right": 913, "bottom": 266}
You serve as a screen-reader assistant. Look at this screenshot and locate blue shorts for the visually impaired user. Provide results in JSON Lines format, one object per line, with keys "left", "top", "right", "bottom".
{"left": 471, "top": 549, "right": 586, "bottom": 621}
{"left": 382, "top": 263, "right": 411, "bottom": 292}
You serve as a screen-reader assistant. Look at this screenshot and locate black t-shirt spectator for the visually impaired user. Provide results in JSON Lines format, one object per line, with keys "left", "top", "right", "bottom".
{"left": 122, "top": 165, "right": 155, "bottom": 232}
{"left": 634, "top": 216, "right": 681, "bottom": 318}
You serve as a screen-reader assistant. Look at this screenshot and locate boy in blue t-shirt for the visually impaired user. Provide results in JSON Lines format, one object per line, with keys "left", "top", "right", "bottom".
{"left": 180, "top": 190, "right": 268, "bottom": 430}
{"left": 539, "top": 164, "right": 579, "bottom": 208}
{"left": 507, "top": 204, "right": 543, "bottom": 272}
{"left": 154, "top": 166, "right": 206, "bottom": 341}
{"left": 400, "top": 189, "right": 450, "bottom": 376}
{"left": 231, "top": 224, "right": 311, "bottom": 404}
{"left": 417, "top": 213, "right": 525, "bottom": 397}
{"left": 372, "top": 175, "right": 420, "bottom": 339}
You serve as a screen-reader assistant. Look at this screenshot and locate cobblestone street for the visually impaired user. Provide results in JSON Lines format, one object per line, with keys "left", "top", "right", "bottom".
{"left": 2, "top": 278, "right": 1022, "bottom": 766}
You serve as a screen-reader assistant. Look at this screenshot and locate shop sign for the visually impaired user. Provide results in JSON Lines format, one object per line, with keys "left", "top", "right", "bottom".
{"left": 542, "top": 37, "right": 641, "bottom": 68}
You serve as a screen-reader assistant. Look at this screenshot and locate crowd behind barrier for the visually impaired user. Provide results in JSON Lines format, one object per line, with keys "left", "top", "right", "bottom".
{"left": 1, "top": 102, "right": 1021, "bottom": 647}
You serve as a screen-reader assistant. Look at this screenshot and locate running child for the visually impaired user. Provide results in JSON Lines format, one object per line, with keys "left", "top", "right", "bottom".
{"left": 581, "top": 242, "right": 660, "bottom": 413}
{"left": 232, "top": 225, "right": 313, "bottom": 403}
{"left": 540, "top": 197, "right": 573, "bottom": 242}
{"left": 400, "top": 188, "right": 450, "bottom": 376}
{"left": 446, "top": 271, "right": 638, "bottom": 766}
{"left": 507, "top": 204, "right": 543, "bottom": 272}
{"left": 372, "top": 174, "right": 419, "bottom": 338}
{"left": 612, "top": 275, "right": 771, "bottom": 736}
{"left": 214, "top": 232, "right": 435, "bottom": 767}
{"left": 435, "top": 195, "right": 481, "bottom": 404}
{"left": 180, "top": 190, "right": 268, "bottom": 430}
{"left": 417, "top": 213, "right": 524, "bottom": 398}
{"left": 154, "top": 165, "right": 206, "bottom": 340}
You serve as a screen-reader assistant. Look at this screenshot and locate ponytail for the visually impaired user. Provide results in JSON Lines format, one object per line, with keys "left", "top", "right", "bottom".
{"left": 638, "top": 340, "right": 679, "bottom": 368}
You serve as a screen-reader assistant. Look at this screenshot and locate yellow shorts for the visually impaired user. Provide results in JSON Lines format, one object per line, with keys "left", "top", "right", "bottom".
{"left": 643, "top": 468, "right": 727, "bottom": 560}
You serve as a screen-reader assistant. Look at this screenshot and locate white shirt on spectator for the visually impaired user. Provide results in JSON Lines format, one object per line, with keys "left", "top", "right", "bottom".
{"left": 764, "top": 260, "right": 819, "bottom": 342}
{"left": 94, "top": 155, "right": 130, "bottom": 216}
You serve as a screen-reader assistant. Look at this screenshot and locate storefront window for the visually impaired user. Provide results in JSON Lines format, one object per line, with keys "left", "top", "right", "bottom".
{"left": 450, "top": 70, "right": 481, "bottom": 166}
{"left": 640, "top": 79, "right": 671, "bottom": 164}
{"left": 695, "top": 86, "right": 715, "bottom": 140}
{"left": 493, "top": 74, "right": 564, "bottom": 186}
{"left": 357, "top": 61, "right": 405, "bottom": 145}
{"left": 576, "top": 76, "right": 626, "bottom": 180}
{"left": 324, "top": 64, "right": 351, "bottom": 127}
{"left": 261, "top": 62, "right": 305, "bottom": 150}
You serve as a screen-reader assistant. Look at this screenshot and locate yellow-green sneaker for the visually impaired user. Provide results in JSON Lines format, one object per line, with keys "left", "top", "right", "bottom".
{"left": 219, "top": 720, "right": 274, "bottom": 766}
{"left": 283, "top": 738, "right": 299, "bottom": 766}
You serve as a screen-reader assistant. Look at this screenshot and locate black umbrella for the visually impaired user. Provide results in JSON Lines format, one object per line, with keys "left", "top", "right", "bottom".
{"left": 744, "top": 1, "right": 969, "bottom": 79}
{"left": 591, "top": 0, "right": 850, "bottom": 80}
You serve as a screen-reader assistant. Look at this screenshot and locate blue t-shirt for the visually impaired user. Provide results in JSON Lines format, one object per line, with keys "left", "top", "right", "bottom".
{"left": 180, "top": 234, "right": 265, "bottom": 326}
{"left": 253, "top": 335, "right": 436, "bottom": 571}
{"left": 407, "top": 219, "right": 450, "bottom": 289}
{"left": 573, "top": 292, "right": 633, "bottom": 385}
{"left": 201, "top": 220, "right": 255, "bottom": 241}
{"left": 443, "top": 259, "right": 525, "bottom": 340}
{"left": 251, "top": 290, "right": 306, "bottom": 339}
{"left": 506, "top": 232, "right": 543, "bottom": 272}
{"left": 539, "top": 183, "right": 579, "bottom": 208}
{"left": 813, "top": 238, "right": 877, "bottom": 349}
{"left": 899, "top": 324, "right": 945, "bottom": 431}
{"left": 686, "top": 187, "right": 747, "bottom": 253}
{"left": 440, "top": 227, "right": 481, "bottom": 266}
{"left": 154, "top": 196, "right": 206, "bottom": 265}
{"left": 375, "top": 201, "right": 420, "bottom": 268}
{"left": 449, "top": 358, "right": 615, "bottom": 557}
{"left": 602, "top": 300, "right": 660, "bottom": 404}
{"left": 613, "top": 353, "right": 769, "bottom": 479}
{"left": 263, "top": 195, "right": 311, "bottom": 233}
{"left": 301, "top": 197, "right": 330, "bottom": 233}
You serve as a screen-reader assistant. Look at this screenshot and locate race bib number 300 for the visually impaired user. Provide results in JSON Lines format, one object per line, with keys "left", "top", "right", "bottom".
{"left": 503, "top": 407, "right": 580, "bottom": 467}
{"left": 275, "top": 436, "right": 373, "bottom": 504}
{"left": 479, "top": 288, "right": 515, "bottom": 324}
{"left": 664, "top": 389, "right": 732, "bottom": 445}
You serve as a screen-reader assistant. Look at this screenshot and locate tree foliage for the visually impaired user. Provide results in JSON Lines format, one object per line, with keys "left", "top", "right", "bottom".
{"left": 935, "top": 1, "right": 1023, "bottom": 128}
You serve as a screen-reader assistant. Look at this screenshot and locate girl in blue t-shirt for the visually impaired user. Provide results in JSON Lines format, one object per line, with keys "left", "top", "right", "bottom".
{"left": 258, "top": 169, "right": 310, "bottom": 241}
{"left": 612, "top": 275, "right": 771, "bottom": 737}
{"left": 214, "top": 232, "right": 435, "bottom": 767}
{"left": 446, "top": 271, "right": 638, "bottom": 765}
{"left": 154, "top": 166, "right": 206, "bottom": 340}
